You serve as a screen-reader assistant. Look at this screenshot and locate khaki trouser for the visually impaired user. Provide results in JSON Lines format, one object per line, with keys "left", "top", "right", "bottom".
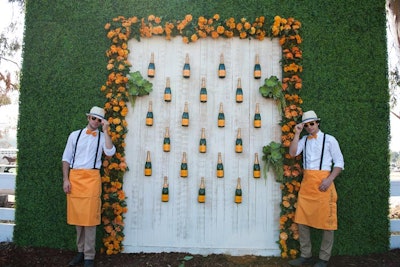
{"left": 298, "top": 224, "right": 334, "bottom": 261}
{"left": 76, "top": 225, "right": 96, "bottom": 260}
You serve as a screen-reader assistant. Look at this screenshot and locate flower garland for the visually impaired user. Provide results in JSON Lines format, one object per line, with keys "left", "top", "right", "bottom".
{"left": 100, "top": 14, "right": 302, "bottom": 256}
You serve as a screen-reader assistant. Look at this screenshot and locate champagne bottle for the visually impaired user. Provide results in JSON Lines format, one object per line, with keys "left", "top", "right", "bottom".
{"left": 148, "top": 52, "right": 155, "bottom": 78}
{"left": 161, "top": 176, "right": 169, "bottom": 202}
{"left": 180, "top": 152, "right": 188, "bottom": 178}
{"left": 254, "top": 54, "right": 261, "bottom": 79}
{"left": 253, "top": 153, "right": 261, "bottom": 178}
{"left": 198, "top": 177, "right": 206, "bottom": 203}
{"left": 217, "top": 103, "right": 225, "bottom": 127}
{"left": 144, "top": 151, "right": 152, "bottom": 176}
{"left": 216, "top": 152, "right": 224, "bottom": 178}
{"left": 218, "top": 54, "right": 226, "bottom": 78}
{"left": 235, "top": 128, "right": 243, "bottom": 153}
{"left": 236, "top": 78, "right": 243, "bottom": 103}
{"left": 199, "top": 128, "right": 207, "bottom": 153}
{"left": 200, "top": 77, "right": 207, "bottom": 103}
{"left": 182, "top": 102, "right": 189, "bottom": 127}
{"left": 183, "top": 53, "right": 190, "bottom": 78}
{"left": 235, "top": 178, "right": 242, "bottom": 204}
{"left": 164, "top": 77, "right": 172, "bottom": 102}
{"left": 163, "top": 127, "right": 170, "bottom": 152}
{"left": 254, "top": 103, "right": 261, "bottom": 128}
{"left": 146, "top": 101, "right": 153, "bottom": 126}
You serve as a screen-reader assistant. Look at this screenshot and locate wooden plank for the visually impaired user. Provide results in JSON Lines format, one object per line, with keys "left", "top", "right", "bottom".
{"left": 0, "top": 173, "right": 16, "bottom": 190}
{"left": 0, "top": 223, "right": 14, "bottom": 242}
{"left": 0, "top": 207, "right": 15, "bottom": 221}
{"left": 391, "top": 181, "right": 400, "bottom": 197}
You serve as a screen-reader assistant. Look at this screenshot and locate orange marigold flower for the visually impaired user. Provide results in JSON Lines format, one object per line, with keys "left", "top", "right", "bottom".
{"left": 213, "top": 14, "right": 220, "bottom": 20}
{"left": 217, "top": 25, "right": 225, "bottom": 34}
{"left": 148, "top": 15, "right": 155, "bottom": 21}
{"left": 211, "top": 31, "right": 219, "bottom": 39}
{"left": 239, "top": 32, "right": 247, "bottom": 39}
{"left": 190, "top": 34, "right": 198, "bottom": 42}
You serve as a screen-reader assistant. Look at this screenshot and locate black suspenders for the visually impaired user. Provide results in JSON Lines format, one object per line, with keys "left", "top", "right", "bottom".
{"left": 304, "top": 133, "right": 326, "bottom": 170}
{"left": 71, "top": 129, "right": 101, "bottom": 169}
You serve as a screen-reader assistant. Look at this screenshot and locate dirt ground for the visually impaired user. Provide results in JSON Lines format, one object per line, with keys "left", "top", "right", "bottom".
{"left": 1, "top": 242, "right": 400, "bottom": 267}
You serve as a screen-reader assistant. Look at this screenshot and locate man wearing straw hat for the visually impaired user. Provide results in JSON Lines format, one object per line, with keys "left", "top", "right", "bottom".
{"left": 62, "top": 106, "right": 116, "bottom": 267}
{"left": 288, "top": 110, "right": 344, "bottom": 267}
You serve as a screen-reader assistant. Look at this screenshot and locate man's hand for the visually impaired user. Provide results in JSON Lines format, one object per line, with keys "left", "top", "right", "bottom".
{"left": 63, "top": 179, "right": 71, "bottom": 194}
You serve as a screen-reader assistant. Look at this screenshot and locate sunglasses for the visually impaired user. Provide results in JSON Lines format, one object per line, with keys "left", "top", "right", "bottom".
{"left": 304, "top": 121, "right": 316, "bottom": 128}
{"left": 91, "top": 116, "right": 102, "bottom": 123}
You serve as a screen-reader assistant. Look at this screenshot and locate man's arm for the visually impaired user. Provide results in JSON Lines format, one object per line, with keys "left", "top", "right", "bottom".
{"left": 62, "top": 161, "right": 71, "bottom": 194}
{"left": 289, "top": 123, "right": 304, "bottom": 157}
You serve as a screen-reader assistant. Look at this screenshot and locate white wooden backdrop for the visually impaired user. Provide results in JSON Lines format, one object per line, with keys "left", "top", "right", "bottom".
{"left": 123, "top": 37, "right": 282, "bottom": 256}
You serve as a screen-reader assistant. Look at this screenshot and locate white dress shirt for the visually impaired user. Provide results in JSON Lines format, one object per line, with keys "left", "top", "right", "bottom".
{"left": 62, "top": 128, "right": 116, "bottom": 169}
{"left": 295, "top": 130, "right": 344, "bottom": 171}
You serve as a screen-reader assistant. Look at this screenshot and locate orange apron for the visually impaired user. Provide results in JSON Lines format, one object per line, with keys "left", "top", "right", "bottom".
{"left": 294, "top": 169, "right": 337, "bottom": 230}
{"left": 67, "top": 169, "right": 101, "bottom": 226}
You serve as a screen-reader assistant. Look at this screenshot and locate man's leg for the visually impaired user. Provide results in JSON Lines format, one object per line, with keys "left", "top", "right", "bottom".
{"left": 319, "top": 230, "right": 334, "bottom": 261}
{"left": 84, "top": 226, "right": 97, "bottom": 260}
{"left": 298, "top": 224, "right": 312, "bottom": 258}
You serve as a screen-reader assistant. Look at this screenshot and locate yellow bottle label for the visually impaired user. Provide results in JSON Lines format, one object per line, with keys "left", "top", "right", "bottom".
{"left": 183, "top": 69, "right": 190, "bottom": 77}
{"left": 235, "top": 145, "right": 242, "bottom": 153}
{"left": 199, "top": 145, "right": 206, "bottom": 153}
{"left": 235, "top": 196, "right": 242, "bottom": 203}
{"left": 161, "top": 194, "right": 169, "bottom": 202}
{"left": 163, "top": 144, "right": 170, "bottom": 152}
{"left": 164, "top": 94, "right": 171, "bottom": 101}
{"left": 144, "top": 168, "right": 152, "bottom": 176}
{"left": 146, "top": 118, "right": 153, "bottom": 126}
{"left": 218, "top": 119, "right": 225, "bottom": 127}
{"left": 182, "top": 118, "right": 189, "bottom": 126}
{"left": 217, "top": 170, "right": 224, "bottom": 178}
{"left": 254, "top": 120, "right": 261, "bottom": 128}
{"left": 180, "top": 170, "right": 188, "bottom": 177}
{"left": 198, "top": 195, "right": 205, "bottom": 203}
{"left": 253, "top": 170, "right": 261, "bottom": 178}
{"left": 254, "top": 70, "right": 261, "bottom": 78}
{"left": 218, "top": 70, "right": 226, "bottom": 77}
{"left": 200, "top": 94, "right": 207, "bottom": 102}
{"left": 148, "top": 69, "right": 155, "bottom": 77}
{"left": 236, "top": 95, "right": 243, "bottom": 102}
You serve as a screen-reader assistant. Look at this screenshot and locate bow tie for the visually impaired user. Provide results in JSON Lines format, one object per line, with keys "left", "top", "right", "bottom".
{"left": 86, "top": 129, "right": 97, "bottom": 136}
{"left": 307, "top": 134, "right": 317, "bottom": 140}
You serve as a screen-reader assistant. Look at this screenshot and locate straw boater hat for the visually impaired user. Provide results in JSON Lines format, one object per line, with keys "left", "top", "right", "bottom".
{"left": 301, "top": 110, "right": 320, "bottom": 124}
{"left": 86, "top": 106, "right": 105, "bottom": 120}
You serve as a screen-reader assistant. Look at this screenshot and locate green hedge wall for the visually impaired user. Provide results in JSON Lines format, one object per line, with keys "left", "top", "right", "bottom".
{"left": 15, "top": 0, "right": 389, "bottom": 256}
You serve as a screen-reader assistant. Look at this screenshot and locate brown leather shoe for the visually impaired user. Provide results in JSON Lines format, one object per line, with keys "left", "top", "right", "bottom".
{"left": 68, "top": 252, "right": 84, "bottom": 266}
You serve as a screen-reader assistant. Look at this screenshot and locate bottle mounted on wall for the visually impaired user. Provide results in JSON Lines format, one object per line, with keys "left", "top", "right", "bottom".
{"left": 235, "top": 178, "right": 242, "bottom": 204}
{"left": 182, "top": 102, "right": 189, "bottom": 127}
{"left": 144, "top": 151, "right": 152, "bottom": 176}
{"left": 200, "top": 77, "right": 207, "bottom": 103}
{"left": 216, "top": 152, "right": 224, "bottom": 178}
{"left": 163, "top": 127, "right": 170, "bottom": 152}
{"left": 198, "top": 177, "right": 206, "bottom": 203}
{"left": 235, "top": 128, "right": 243, "bottom": 153}
{"left": 254, "top": 54, "right": 261, "bottom": 79}
{"left": 253, "top": 153, "right": 261, "bottom": 178}
{"left": 164, "top": 77, "right": 171, "bottom": 102}
{"left": 183, "top": 53, "right": 190, "bottom": 78}
{"left": 161, "top": 176, "right": 169, "bottom": 202}
{"left": 148, "top": 52, "right": 155, "bottom": 78}
{"left": 254, "top": 103, "right": 261, "bottom": 128}
{"left": 146, "top": 101, "right": 153, "bottom": 126}
{"left": 199, "top": 128, "right": 207, "bottom": 153}
{"left": 180, "top": 152, "right": 188, "bottom": 178}
{"left": 236, "top": 78, "right": 243, "bottom": 103}
{"left": 217, "top": 103, "right": 225, "bottom": 127}
{"left": 218, "top": 53, "right": 226, "bottom": 78}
